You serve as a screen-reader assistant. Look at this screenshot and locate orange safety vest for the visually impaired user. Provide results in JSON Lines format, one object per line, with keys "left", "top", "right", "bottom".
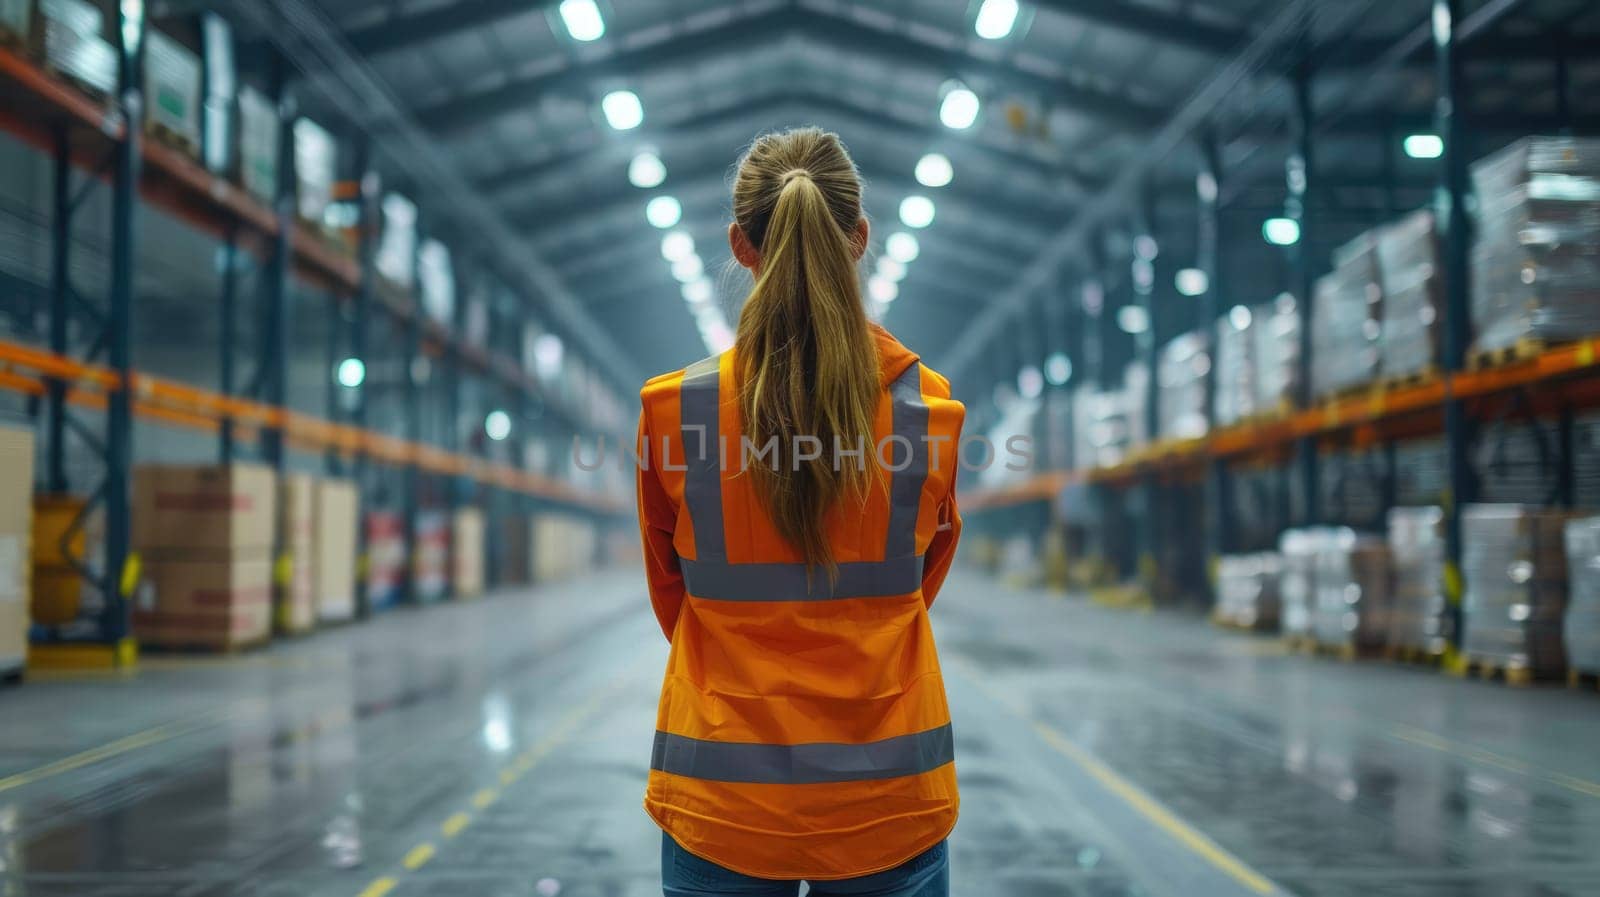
{"left": 635, "top": 325, "right": 965, "bottom": 880}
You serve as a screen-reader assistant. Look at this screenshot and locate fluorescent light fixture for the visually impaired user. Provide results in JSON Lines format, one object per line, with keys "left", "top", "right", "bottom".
{"left": 1117, "top": 305, "right": 1150, "bottom": 335}
{"left": 646, "top": 195, "right": 681, "bottom": 228}
{"left": 1263, "top": 217, "right": 1301, "bottom": 246}
{"left": 533, "top": 333, "right": 563, "bottom": 379}
{"left": 681, "top": 278, "right": 714, "bottom": 306}
{"left": 1134, "top": 235, "right": 1159, "bottom": 261}
{"left": 939, "top": 86, "right": 980, "bottom": 130}
{"left": 629, "top": 151, "right": 666, "bottom": 188}
{"left": 660, "top": 230, "right": 694, "bottom": 261}
{"left": 1045, "top": 352, "right": 1072, "bottom": 386}
{"left": 899, "top": 195, "right": 935, "bottom": 229}
{"left": 671, "top": 254, "right": 704, "bottom": 283}
{"left": 868, "top": 276, "right": 899, "bottom": 304}
{"left": 558, "top": 0, "right": 605, "bottom": 41}
{"left": 1229, "top": 304, "right": 1254, "bottom": 331}
{"left": 886, "top": 232, "right": 920, "bottom": 263}
{"left": 485, "top": 410, "right": 513, "bottom": 441}
{"left": 876, "top": 257, "right": 907, "bottom": 282}
{"left": 914, "top": 153, "right": 953, "bottom": 188}
{"left": 1017, "top": 364, "right": 1043, "bottom": 399}
{"left": 601, "top": 90, "right": 643, "bottom": 130}
{"left": 974, "top": 0, "right": 1019, "bottom": 39}
{"left": 1404, "top": 133, "right": 1444, "bottom": 159}
{"left": 335, "top": 357, "right": 365, "bottom": 388}
{"left": 1175, "top": 267, "right": 1209, "bottom": 297}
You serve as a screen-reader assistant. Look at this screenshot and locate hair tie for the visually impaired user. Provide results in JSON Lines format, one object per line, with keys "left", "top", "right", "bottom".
{"left": 781, "top": 169, "right": 811, "bottom": 187}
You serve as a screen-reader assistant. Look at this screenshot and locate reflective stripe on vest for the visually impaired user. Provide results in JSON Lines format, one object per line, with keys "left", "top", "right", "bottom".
{"left": 651, "top": 723, "right": 954, "bottom": 785}
{"left": 678, "top": 358, "right": 930, "bottom": 601}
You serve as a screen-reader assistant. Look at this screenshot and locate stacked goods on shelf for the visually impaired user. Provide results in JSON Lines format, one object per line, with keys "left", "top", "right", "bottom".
{"left": 1311, "top": 529, "right": 1391, "bottom": 651}
{"left": 313, "top": 479, "right": 359, "bottom": 623}
{"left": 1278, "top": 528, "right": 1331, "bottom": 639}
{"left": 30, "top": 0, "right": 118, "bottom": 98}
{"left": 293, "top": 116, "right": 338, "bottom": 239}
{"left": 1565, "top": 517, "right": 1600, "bottom": 674}
{"left": 364, "top": 510, "right": 405, "bottom": 611}
{"left": 0, "top": 0, "right": 27, "bottom": 43}
{"left": 275, "top": 472, "right": 315, "bottom": 635}
{"left": 1214, "top": 307, "right": 1255, "bottom": 427}
{"left": 1470, "top": 137, "right": 1600, "bottom": 355}
{"left": 532, "top": 513, "right": 596, "bottom": 582}
{"left": 1071, "top": 384, "right": 1131, "bottom": 469}
{"left": 1213, "top": 553, "right": 1282, "bottom": 631}
{"left": 236, "top": 86, "right": 278, "bottom": 205}
{"left": 1253, "top": 293, "right": 1301, "bottom": 414}
{"left": 452, "top": 508, "right": 485, "bottom": 599}
{"left": 132, "top": 464, "right": 276, "bottom": 651}
{"left": 1374, "top": 210, "right": 1442, "bottom": 379}
{"left": 141, "top": 19, "right": 202, "bottom": 157}
{"left": 412, "top": 511, "right": 450, "bottom": 603}
{"left": 418, "top": 238, "right": 455, "bottom": 325}
{"left": 495, "top": 512, "right": 530, "bottom": 584}
{"left": 1386, "top": 506, "right": 1450, "bottom": 656}
{"left": 198, "top": 13, "right": 233, "bottom": 174}
{"left": 1460, "top": 504, "right": 1572, "bottom": 675}
{"left": 0, "top": 426, "right": 33, "bottom": 677}
{"left": 1122, "top": 361, "right": 1150, "bottom": 449}
{"left": 375, "top": 193, "right": 418, "bottom": 290}
{"left": 1311, "top": 233, "right": 1383, "bottom": 399}
{"left": 1156, "top": 332, "right": 1208, "bottom": 440}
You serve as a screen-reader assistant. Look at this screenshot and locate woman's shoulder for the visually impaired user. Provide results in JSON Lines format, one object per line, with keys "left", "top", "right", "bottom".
{"left": 639, "top": 353, "right": 723, "bottom": 405}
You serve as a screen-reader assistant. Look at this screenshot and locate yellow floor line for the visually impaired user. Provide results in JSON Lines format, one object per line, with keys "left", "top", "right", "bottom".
{"left": 1387, "top": 724, "right": 1600, "bottom": 799}
{"left": 441, "top": 812, "right": 471, "bottom": 839}
{"left": 471, "top": 788, "right": 498, "bottom": 809}
{"left": 356, "top": 876, "right": 397, "bottom": 897}
{"left": 401, "top": 842, "right": 436, "bottom": 870}
{"left": 0, "top": 712, "right": 219, "bottom": 794}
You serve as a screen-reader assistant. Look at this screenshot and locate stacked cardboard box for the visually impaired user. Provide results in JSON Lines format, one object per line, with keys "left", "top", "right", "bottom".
{"left": 1214, "top": 310, "right": 1255, "bottom": 427}
{"left": 453, "top": 508, "right": 485, "bottom": 599}
{"left": 236, "top": 86, "right": 278, "bottom": 205}
{"left": 1375, "top": 210, "right": 1443, "bottom": 379}
{"left": 1470, "top": 137, "right": 1600, "bottom": 355}
{"left": 1071, "top": 384, "right": 1131, "bottom": 470}
{"left": 532, "top": 513, "right": 596, "bottom": 582}
{"left": 1253, "top": 294, "right": 1301, "bottom": 413}
{"left": 375, "top": 193, "right": 418, "bottom": 290}
{"left": 1311, "top": 234, "right": 1383, "bottom": 399}
{"left": 418, "top": 238, "right": 455, "bottom": 325}
{"left": 0, "top": 426, "right": 34, "bottom": 676}
{"left": 1564, "top": 517, "right": 1600, "bottom": 674}
{"left": 1311, "top": 529, "right": 1391, "bottom": 651}
{"left": 1157, "top": 332, "right": 1209, "bottom": 440}
{"left": 142, "top": 23, "right": 202, "bottom": 157}
{"left": 276, "top": 473, "right": 316, "bottom": 635}
{"left": 495, "top": 512, "right": 530, "bottom": 585}
{"left": 1278, "top": 528, "right": 1332, "bottom": 639}
{"left": 293, "top": 116, "right": 337, "bottom": 235}
{"left": 1386, "top": 506, "right": 1450, "bottom": 656}
{"left": 413, "top": 511, "right": 450, "bottom": 603}
{"left": 1461, "top": 504, "right": 1572, "bottom": 675}
{"left": 1213, "top": 553, "right": 1282, "bottom": 631}
{"left": 313, "top": 479, "right": 358, "bottom": 623}
{"left": 132, "top": 464, "right": 275, "bottom": 651}
{"left": 31, "top": 0, "right": 118, "bottom": 98}
{"left": 364, "top": 510, "right": 405, "bottom": 611}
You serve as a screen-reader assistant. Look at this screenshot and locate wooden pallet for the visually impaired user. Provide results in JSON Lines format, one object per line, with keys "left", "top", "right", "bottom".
{"left": 1455, "top": 657, "right": 1563, "bottom": 688}
{"left": 1381, "top": 643, "right": 1446, "bottom": 668}
{"left": 141, "top": 637, "right": 270, "bottom": 656}
{"left": 1467, "top": 338, "right": 1552, "bottom": 371}
{"left": 0, "top": 662, "right": 23, "bottom": 686}
{"left": 1373, "top": 366, "right": 1440, "bottom": 392}
{"left": 1569, "top": 669, "right": 1600, "bottom": 694}
{"left": 145, "top": 120, "right": 200, "bottom": 161}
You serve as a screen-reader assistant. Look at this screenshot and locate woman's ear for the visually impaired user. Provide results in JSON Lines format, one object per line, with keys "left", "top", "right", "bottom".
{"left": 851, "top": 218, "right": 870, "bottom": 261}
{"left": 729, "top": 223, "right": 761, "bottom": 271}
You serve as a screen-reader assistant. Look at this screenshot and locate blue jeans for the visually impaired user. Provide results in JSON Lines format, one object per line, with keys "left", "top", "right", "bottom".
{"left": 662, "top": 835, "right": 948, "bottom": 897}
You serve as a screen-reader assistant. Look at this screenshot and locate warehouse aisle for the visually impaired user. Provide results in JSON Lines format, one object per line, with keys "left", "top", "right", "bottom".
{"left": 2, "top": 570, "right": 1599, "bottom": 897}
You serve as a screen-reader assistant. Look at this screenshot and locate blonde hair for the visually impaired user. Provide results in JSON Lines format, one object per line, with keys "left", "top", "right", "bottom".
{"left": 732, "top": 128, "right": 879, "bottom": 574}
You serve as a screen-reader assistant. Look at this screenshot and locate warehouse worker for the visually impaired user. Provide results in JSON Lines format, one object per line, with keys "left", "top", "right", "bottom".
{"left": 635, "top": 127, "right": 965, "bottom": 896}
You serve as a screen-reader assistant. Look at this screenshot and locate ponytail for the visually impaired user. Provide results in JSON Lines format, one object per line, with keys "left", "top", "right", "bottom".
{"left": 732, "top": 129, "right": 878, "bottom": 575}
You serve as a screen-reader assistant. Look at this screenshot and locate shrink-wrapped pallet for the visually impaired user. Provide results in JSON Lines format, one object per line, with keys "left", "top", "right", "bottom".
{"left": 1157, "top": 332, "right": 1208, "bottom": 440}
{"left": 1564, "top": 517, "right": 1600, "bottom": 674}
{"left": 1279, "top": 528, "right": 1341, "bottom": 639}
{"left": 1470, "top": 137, "right": 1600, "bottom": 355}
{"left": 1461, "top": 504, "right": 1572, "bottom": 675}
{"left": 1072, "top": 384, "right": 1131, "bottom": 470}
{"left": 1311, "top": 529, "right": 1391, "bottom": 651}
{"left": 1375, "top": 210, "right": 1443, "bottom": 379}
{"left": 1386, "top": 506, "right": 1450, "bottom": 656}
{"left": 1254, "top": 294, "right": 1301, "bottom": 413}
{"left": 1214, "top": 309, "right": 1255, "bottom": 427}
{"left": 1214, "top": 553, "right": 1283, "bottom": 631}
{"left": 1311, "top": 234, "right": 1383, "bottom": 399}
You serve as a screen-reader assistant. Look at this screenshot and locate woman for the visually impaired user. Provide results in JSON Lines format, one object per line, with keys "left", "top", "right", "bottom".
{"left": 634, "top": 127, "right": 965, "bottom": 897}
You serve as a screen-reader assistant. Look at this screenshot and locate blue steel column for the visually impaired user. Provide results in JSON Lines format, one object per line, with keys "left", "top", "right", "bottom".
{"left": 1434, "top": 0, "right": 1475, "bottom": 651}
{"left": 401, "top": 218, "right": 424, "bottom": 604}
{"left": 261, "top": 56, "right": 293, "bottom": 474}
{"left": 1198, "top": 129, "right": 1232, "bottom": 569}
{"left": 1132, "top": 184, "right": 1160, "bottom": 595}
{"left": 45, "top": 132, "right": 72, "bottom": 495}
{"left": 1289, "top": 63, "right": 1320, "bottom": 528}
{"left": 219, "top": 231, "right": 238, "bottom": 463}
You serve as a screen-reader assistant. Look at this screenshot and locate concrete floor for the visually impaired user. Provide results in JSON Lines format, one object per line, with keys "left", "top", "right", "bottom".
{"left": 1, "top": 569, "right": 1598, "bottom": 897}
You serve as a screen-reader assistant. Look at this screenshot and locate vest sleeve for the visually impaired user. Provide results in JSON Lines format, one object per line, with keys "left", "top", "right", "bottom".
{"left": 636, "top": 410, "right": 684, "bottom": 639}
{"left": 921, "top": 488, "right": 961, "bottom": 609}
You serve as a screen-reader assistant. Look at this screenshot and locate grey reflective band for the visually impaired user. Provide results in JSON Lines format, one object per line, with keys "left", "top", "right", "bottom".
{"left": 680, "top": 355, "right": 725, "bottom": 563}
{"left": 651, "top": 723, "right": 954, "bottom": 785}
{"left": 885, "top": 363, "right": 929, "bottom": 560}
{"left": 681, "top": 555, "right": 924, "bottom": 602}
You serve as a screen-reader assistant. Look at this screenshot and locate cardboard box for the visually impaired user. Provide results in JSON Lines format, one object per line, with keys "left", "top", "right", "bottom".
{"left": 35, "top": 0, "right": 118, "bottom": 97}
{"left": 142, "top": 27, "right": 201, "bottom": 155}
{"left": 133, "top": 463, "right": 276, "bottom": 553}
{"left": 135, "top": 554, "right": 272, "bottom": 650}
{"left": 237, "top": 86, "right": 279, "bottom": 205}
{"left": 0, "top": 425, "right": 33, "bottom": 672}
{"left": 453, "top": 508, "right": 484, "bottom": 599}
{"left": 365, "top": 510, "right": 405, "bottom": 611}
{"left": 277, "top": 472, "right": 316, "bottom": 634}
{"left": 313, "top": 479, "right": 358, "bottom": 623}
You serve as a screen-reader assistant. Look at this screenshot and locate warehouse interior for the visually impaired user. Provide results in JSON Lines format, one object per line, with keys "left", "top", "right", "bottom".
{"left": 2, "top": 0, "right": 1600, "bottom": 894}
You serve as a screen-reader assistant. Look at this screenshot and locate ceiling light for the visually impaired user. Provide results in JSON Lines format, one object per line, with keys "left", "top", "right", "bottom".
{"left": 868, "top": 277, "right": 899, "bottom": 304}
{"left": 974, "top": 0, "right": 1019, "bottom": 40}
{"left": 899, "top": 195, "right": 935, "bottom": 229}
{"left": 646, "top": 195, "right": 681, "bottom": 228}
{"left": 558, "top": 0, "right": 605, "bottom": 41}
{"left": 1229, "top": 304, "right": 1254, "bottom": 331}
{"left": 886, "top": 232, "right": 920, "bottom": 263}
{"left": 671, "top": 254, "right": 704, "bottom": 283}
{"left": 335, "top": 357, "right": 365, "bottom": 388}
{"left": 533, "top": 333, "right": 563, "bottom": 379}
{"left": 1117, "top": 305, "right": 1150, "bottom": 335}
{"left": 682, "top": 279, "right": 714, "bottom": 305}
{"left": 876, "top": 257, "right": 907, "bottom": 282}
{"left": 914, "top": 153, "right": 953, "bottom": 188}
{"left": 1404, "top": 133, "right": 1444, "bottom": 159}
{"left": 1175, "top": 268, "right": 1209, "bottom": 297}
{"left": 1263, "top": 217, "right": 1301, "bottom": 246}
{"left": 1045, "top": 352, "right": 1072, "bottom": 386}
{"left": 629, "top": 151, "right": 666, "bottom": 188}
{"left": 601, "top": 90, "right": 643, "bottom": 130}
{"left": 1134, "top": 235, "right": 1159, "bottom": 261}
{"left": 1017, "top": 364, "right": 1043, "bottom": 399}
{"left": 485, "top": 410, "right": 513, "bottom": 441}
{"left": 939, "top": 86, "right": 980, "bottom": 130}
{"left": 660, "top": 230, "right": 694, "bottom": 261}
